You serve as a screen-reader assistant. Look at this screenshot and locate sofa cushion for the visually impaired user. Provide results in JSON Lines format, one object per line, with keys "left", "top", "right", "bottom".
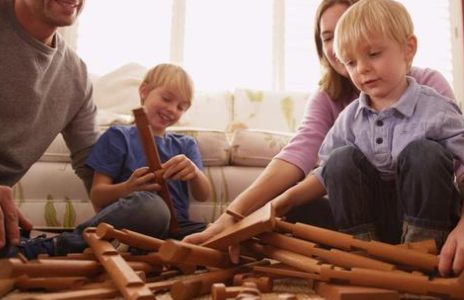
{"left": 40, "top": 127, "right": 231, "bottom": 167}
{"left": 230, "top": 129, "right": 293, "bottom": 167}
{"left": 233, "top": 88, "right": 310, "bottom": 133}
{"left": 168, "top": 127, "right": 230, "bottom": 167}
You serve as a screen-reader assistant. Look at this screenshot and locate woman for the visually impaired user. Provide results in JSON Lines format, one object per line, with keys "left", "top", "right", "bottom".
{"left": 185, "top": 0, "right": 459, "bottom": 276}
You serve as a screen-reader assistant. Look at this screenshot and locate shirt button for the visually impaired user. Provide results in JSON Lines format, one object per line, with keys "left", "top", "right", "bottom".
{"left": 376, "top": 137, "right": 383, "bottom": 144}
{"left": 376, "top": 120, "right": 384, "bottom": 126}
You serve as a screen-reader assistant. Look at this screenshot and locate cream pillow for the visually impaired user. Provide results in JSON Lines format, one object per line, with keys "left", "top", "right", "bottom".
{"left": 168, "top": 127, "right": 230, "bottom": 167}
{"left": 230, "top": 129, "right": 293, "bottom": 167}
{"left": 176, "top": 90, "right": 234, "bottom": 131}
{"left": 233, "top": 88, "right": 310, "bottom": 133}
{"left": 93, "top": 63, "right": 147, "bottom": 115}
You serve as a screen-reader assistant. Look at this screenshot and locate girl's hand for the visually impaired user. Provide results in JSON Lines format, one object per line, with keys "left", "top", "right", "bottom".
{"left": 125, "top": 167, "right": 160, "bottom": 193}
{"left": 162, "top": 155, "right": 198, "bottom": 181}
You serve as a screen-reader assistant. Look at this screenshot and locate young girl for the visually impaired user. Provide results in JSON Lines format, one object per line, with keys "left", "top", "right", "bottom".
{"left": 12, "top": 64, "right": 211, "bottom": 258}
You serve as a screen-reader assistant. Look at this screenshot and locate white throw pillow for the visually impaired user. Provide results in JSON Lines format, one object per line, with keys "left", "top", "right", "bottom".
{"left": 93, "top": 63, "right": 147, "bottom": 115}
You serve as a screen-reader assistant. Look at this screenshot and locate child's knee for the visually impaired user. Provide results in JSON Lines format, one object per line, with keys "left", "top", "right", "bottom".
{"left": 399, "top": 140, "right": 453, "bottom": 171}
{"left": 324, "top": 145, "right": 364, "bottom": 178}
{"left": 124, "top": 192, "right": 171, "bottom": 237}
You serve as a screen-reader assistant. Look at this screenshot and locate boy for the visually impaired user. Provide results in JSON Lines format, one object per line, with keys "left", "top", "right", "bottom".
{"left": 267, "top": 0, "right": 464, "bottom": 276}
{"left": 11, "top": 63, "right": 211, "bottom": 258}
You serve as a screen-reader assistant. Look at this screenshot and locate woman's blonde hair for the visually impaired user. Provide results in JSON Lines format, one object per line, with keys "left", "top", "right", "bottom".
{"left": 334, "top": 0, "right": 415, "bottom": 67}
{"left": 141, "top": 63, "right": 194, "bottom": 106}
{"left": 315, "top": 0, "right": 359, "bottom": 102}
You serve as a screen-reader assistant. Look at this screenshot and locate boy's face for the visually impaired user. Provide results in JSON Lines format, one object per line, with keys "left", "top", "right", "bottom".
{"left": 142, "top": 87, "right": 190, "bottom": 135}
{"left": 341, "top": 35, "right": 416, "bottom": 108}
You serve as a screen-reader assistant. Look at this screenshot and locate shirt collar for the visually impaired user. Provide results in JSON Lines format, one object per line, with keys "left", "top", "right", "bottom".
{"left": 354, "top": 76, "right": 420, "bottom": 119}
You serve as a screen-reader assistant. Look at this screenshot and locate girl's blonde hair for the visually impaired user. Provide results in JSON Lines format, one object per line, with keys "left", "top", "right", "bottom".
{"left": 141, "top": 63, "right": 194, "bottom": 106}
{"left": 315, "top": 0, "right": 359, "bottom": 102}
{"left": 334, "top": 0, "right": 414, "bottom": 67}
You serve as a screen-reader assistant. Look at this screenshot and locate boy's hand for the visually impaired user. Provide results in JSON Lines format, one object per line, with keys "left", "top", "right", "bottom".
{"left": 162, "top": 155, "right": 198, "bottom": 181}
{"left": 125, "top": 167, "right": 160, "bottom": 193}
{"left": 439, "top": 220, "right": 464, "bottom": 277}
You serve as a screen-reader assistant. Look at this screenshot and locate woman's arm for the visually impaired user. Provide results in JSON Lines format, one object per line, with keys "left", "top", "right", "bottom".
{"left": 183, "top": 158, "right": 304, "bottom": 245}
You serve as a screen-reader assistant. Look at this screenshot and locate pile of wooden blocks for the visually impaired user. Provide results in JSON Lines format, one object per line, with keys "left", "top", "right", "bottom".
{"left": 1, "top": 201, "right": 463, "bottom": 300}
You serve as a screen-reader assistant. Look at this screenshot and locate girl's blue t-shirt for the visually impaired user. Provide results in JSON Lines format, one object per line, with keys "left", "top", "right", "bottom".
{"left": 85, "top": 125, "right": 203, "bottom": 220}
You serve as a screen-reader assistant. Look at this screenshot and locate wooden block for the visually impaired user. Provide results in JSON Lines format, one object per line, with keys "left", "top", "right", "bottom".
{"left": 0, "top": 278, "right": 15, "bottom": 298}
{"left": 202, "top": 202, "right": 276, "bottom": 251}
{"left": 0, "top": 258, "right": 104, "bottom": 278}
{"left": 23, "top": 278, "right": 177, "bottom": 300}
{"left": 16, "top": 276, "right": 88, "bottom": 291}
{"left": 170, "top": 260, "right": 269, "bottom": 300}
{"left": 315, "top": 282, "right": 399, "bottom": 300}
{"left": 257, "top": 232, "right": 396, "bottom": 272}
{"left": 133, "top": 107, "right": 178, "bottom": 233}
{"left": 211, "top": 283, "right": 242, "bottom": 300}
{"left": 396, "top": 239, "right": 438, "bottom": 255}
{"left": 236, "top": 282, "right": 261, "bottom": 300}
{"left": 158, "top": 239, "right": 233, "bottom": 268}
{"left": 96, "top": 223, "right": 164, "bottom": 251}
{"left": 244, "top": 240, "right": 322, "bottom": 274}
{"left": 233, "top": 273, "right": 273, "bottom": 292}
{"left": 319, "top": 266, "right": 464, "bottom": 299}
{"left": 277, "top": 221, "right": 438, "bottom": 272}
{"left": 252, "top": 264, "right": 320, "bottom": 280}
{"left": 83, "top": 229, "right": 155, "bottom": 300}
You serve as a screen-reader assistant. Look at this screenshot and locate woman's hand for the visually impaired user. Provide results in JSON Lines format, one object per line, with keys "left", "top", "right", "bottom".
{"left": 183, "top": 214, "right": 241, "bottom": 263}
{"left": 439, "top": 219, "right": 464, "bottom": 276}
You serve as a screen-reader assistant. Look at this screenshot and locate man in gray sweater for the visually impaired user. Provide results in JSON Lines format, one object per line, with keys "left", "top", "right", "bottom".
{"left": 0, "top": 0, "right": 98, "bottom": 250}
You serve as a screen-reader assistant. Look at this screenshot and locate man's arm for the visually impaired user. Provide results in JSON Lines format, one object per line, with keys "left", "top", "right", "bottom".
{"left": 70, "top": 146, "right": 95, "bottom": 193}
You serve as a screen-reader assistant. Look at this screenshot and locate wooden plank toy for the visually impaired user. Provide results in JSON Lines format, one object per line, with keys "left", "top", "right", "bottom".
{"left": 133, "top": 107, "right": 178, "bottom": 233}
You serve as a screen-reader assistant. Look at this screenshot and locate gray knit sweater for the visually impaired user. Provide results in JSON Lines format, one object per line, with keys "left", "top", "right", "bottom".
{"left": 0, "top": 0, "right": 98, "bottom": 191}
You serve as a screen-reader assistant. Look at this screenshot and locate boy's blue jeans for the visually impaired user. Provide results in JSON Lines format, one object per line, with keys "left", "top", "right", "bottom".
{"left": 54, "top": 191, "right": 206, "bottom": 255}
{"left": 321, "top": 140, "right": 461, "bottom": 248}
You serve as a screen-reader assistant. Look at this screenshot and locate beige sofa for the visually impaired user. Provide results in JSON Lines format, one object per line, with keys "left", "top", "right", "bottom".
{"left": 13, "top": 63, "right": 310, "bottom": 228}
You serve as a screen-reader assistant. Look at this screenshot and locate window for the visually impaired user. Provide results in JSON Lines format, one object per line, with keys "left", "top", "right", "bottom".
{"left": 76, "top": 0, "right": 463, "bottom": 100}
{"left": 77, "top": 0, "right": 173, "bottom": 76}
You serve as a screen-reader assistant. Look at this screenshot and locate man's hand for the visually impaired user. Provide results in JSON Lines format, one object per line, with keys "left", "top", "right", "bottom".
{"left": 0, "top": 185, "right": 33, "bottom": 248}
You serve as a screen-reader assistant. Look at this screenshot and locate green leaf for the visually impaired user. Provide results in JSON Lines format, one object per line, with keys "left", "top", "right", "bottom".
{"left": 45, "top": 194, "right": 61, "bottom": 227}
{"left": 281, "top": 96, "right": 296, "bottom": 131}
{"left": 63, "top": 197, "right": 76, "bottom": 228}
{"left": 245, "top": 89, "right": 264, "bottom": 103}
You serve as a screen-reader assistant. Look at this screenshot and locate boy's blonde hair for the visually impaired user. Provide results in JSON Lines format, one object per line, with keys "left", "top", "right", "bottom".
{"left": 141, "top": 63, "right": 194, "bottom": 106}
{"left": 334, "top": 0, "right": 415, "bottom": 66}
